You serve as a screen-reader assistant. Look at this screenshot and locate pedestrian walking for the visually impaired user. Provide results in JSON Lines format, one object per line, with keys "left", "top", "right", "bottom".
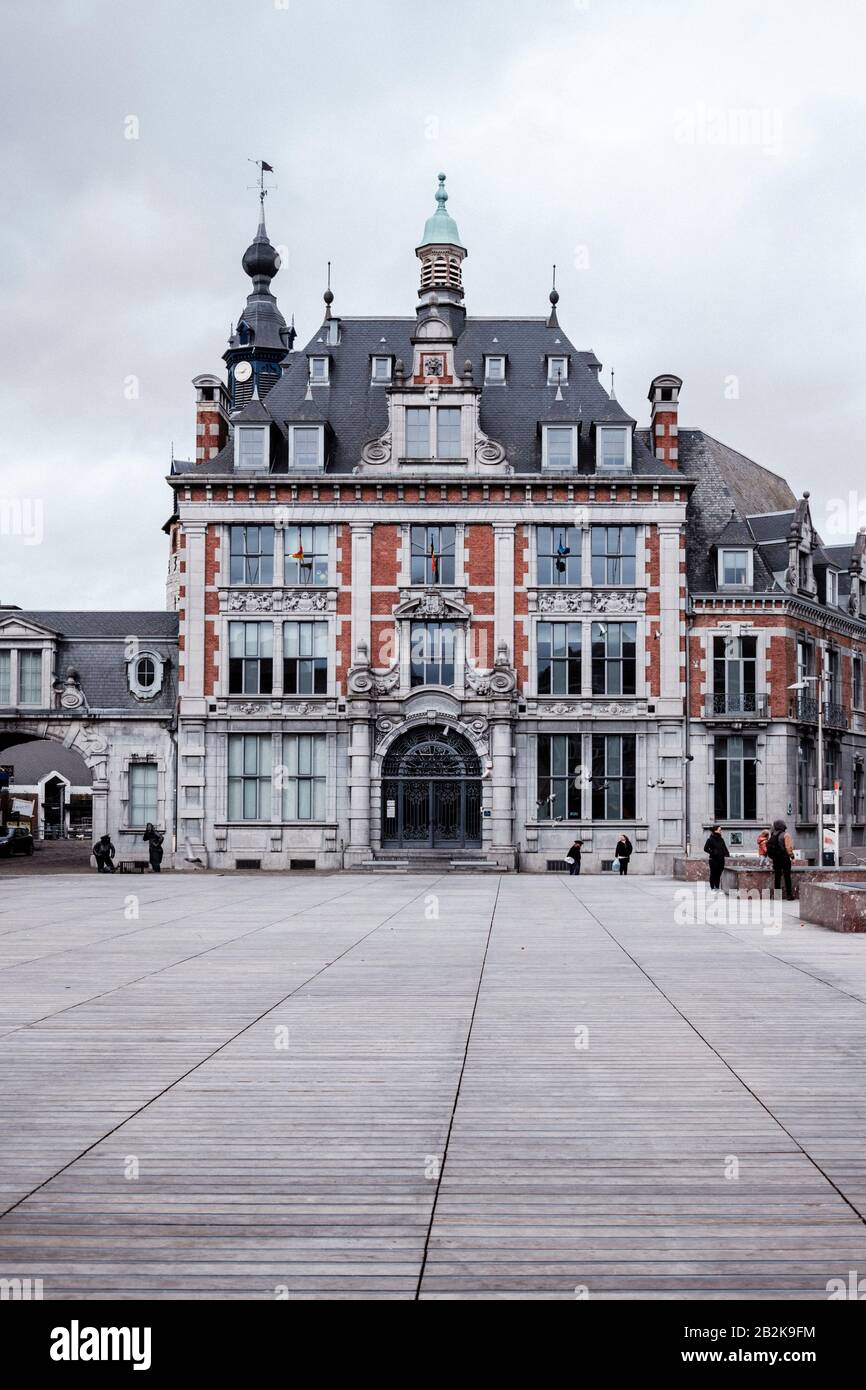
{"left": 766, "top": 818, "right": 795, "bottom": 900}
{"left": 143, "top": 823, "right": 164, "bottom": 873}
{"left": 614, "top": 833, "right": 633, "bottom": 876}
{"left": 566, "top": 839, "right": 583, "bottom": 876}
{"left": 92, "top": 834, "right": 116, "bottom": 873}
{"left": 703, "top": 824, "right": 729, "bottom": 891}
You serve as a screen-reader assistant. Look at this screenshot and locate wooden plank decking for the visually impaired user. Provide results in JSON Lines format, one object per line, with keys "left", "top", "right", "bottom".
{"left": 1, "top": 872, "right": 865, "bottom": 1299}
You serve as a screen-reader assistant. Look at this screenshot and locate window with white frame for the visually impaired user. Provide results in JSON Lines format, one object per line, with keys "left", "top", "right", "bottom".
{"left": 18, "top": 651, "right": 42, "bottom": 705}
{"left": 283, "top": 621, "right": 328, "bottom": 695}
{"left": 284, "top": 525, "right": 329, "bottom": 585}
{"left": 404, "top": 406, "right": 463, "bottom": 461}
{"left": 371, "top": 356, "right": 392, "bottom": 382}
{"left": 591, "top": 734, "right": 637, "bottom": 819}
{"left": 591, "top": 526, "right": 636, "bottom": 585}
{"left": 410, "top": 525, "right": 456, "bottom": 585}
{"left": 597, "top": 426, "right": 630, "bottom": 471}
{"left": 536, "top": 733, "right": 582, "bottom": 821}
{"left": 230, "top": 525, "right": 275, "bottom": 585}
{"left": 235, "top": 426, "right": 268, "bottom": 472}
{"left": 718, "top": 548, "right": 751, "bottom": 586}
{"left": 288, "top": 425, "right": 323, "bottom": 470}
{"left": 485, "top": 355, "right": 505, "bottom": 382}
{"left": 227, "top": 733, "right": 272, "bottom": 820}
{"left": 410, "top": 622, "right": 457, "bottom": 687}
{"left": 536, "top": 525, "right": 582, "bottom": 586}
{"left": 282, "top": 733, "right": 327, "bottom": 820}
{"left": 128, "top": 651, "right": 165, "bottom": 700}
{"left": 537, "top": 622, "right": 581, "bottom": 695}
{"left": 591, "top": 622, "right": 637, "bottom": 695}
{"left": 228, "top": 622, "right": 273, "bottom": 695}
{"left": 826, "top": 570, "right": 839, "bottom": 606}
{"left": 0, "top": 650, "right": 10, "bottom": 703}
{"left": 547, "top": 355, "right": 568, "bottom": 385}
{"left": 128, "top": 762, "right": 158, "bottom": 826}
{"left": 714, "top": 734, "right": 757, "bottom": 820}
{"left": 308, "top": 356, "right": 329, "bottom": 383}
{"left": 542, "top": 425, "right": 577, "bottom": 471}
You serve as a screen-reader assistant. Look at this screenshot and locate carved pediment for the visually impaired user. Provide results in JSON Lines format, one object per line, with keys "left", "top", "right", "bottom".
{"left": 394, "top": 589, "right": 471, "bottom": 620}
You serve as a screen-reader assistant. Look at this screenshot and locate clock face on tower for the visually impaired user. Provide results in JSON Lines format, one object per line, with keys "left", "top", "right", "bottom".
{"left": 234, "top": 361, "right": 253, "bottom": 383}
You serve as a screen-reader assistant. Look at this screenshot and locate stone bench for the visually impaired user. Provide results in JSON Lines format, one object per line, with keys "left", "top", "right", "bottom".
{"left": 720, "top": 864, "right": 866, "bottom": 900}
{"left": 799, "top": 882, "right": 866, "bottom": 932}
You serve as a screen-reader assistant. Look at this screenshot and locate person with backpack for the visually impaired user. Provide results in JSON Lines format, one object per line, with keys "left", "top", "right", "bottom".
{"left": 565, "top": 839, "right": 583, "bottom": 876}
{"left": 143, "top": 823, "right": 164, "bottom": 873}
{"left": 704, "top": 825, "right": 730, "bottom": 890}
{"left": 767, "top": 819, "right": 795, "bottom": 900}
{"left": 757, "top": 827, "right": 770, "bottom": 864}
{"left": 614, "top": 833, "right": 633, "bottom": 876}
{"left": 92, "top": 834, "right": 116, "bottom": 873}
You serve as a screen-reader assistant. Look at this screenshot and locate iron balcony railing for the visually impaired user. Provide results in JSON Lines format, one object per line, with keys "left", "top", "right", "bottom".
{"left": 824, "top": 701, "right": 849, "bottom": 730}
{"left": 794, "top": 694, "right": 850, "bottom": 729}
{"left": 706, "top": 691, "right": 768, "bottom": 718}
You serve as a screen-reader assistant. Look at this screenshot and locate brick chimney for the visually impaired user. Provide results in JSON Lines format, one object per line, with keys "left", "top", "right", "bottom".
{"left": 648, "top": 373, "right": 682, "bottom": 470}
{"left": 193, "top": 374, "right": 231, "bottom": 462}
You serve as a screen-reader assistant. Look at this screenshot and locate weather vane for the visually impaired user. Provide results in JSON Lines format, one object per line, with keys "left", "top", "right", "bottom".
{"left": 247, "top": 159, "right": 276, "bottom": 208}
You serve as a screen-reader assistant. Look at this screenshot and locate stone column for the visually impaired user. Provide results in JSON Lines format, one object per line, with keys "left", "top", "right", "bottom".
{"left": 347, "top": 703, "right": 373, "bottom": 858}
{"left": 493, "top": 524, "right": 515, "bottom": 664}
{"left": 489, "top": 704, "right": 514, "bottom": 857}
{"left": 351, "top": 523, "right": 372, "bottom": 663}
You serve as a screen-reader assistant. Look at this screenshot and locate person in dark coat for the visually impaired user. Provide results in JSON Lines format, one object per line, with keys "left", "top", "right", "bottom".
{"left": 614, "top": 833, "right": 633, "bottom": 875}
{"left": 566, "top": 839, "right": 583, "bottom": 876}
{"left": 143, "top": 823, "right": 164, "bottom": 873}
{"left": 93, "top": 834, "right": 116, "bottom": 873}
{"left": 704, "top": 825, "right": 729, "bottom": 890}
{"left": 767, "top": 818, "right": 795, "bottom": 900}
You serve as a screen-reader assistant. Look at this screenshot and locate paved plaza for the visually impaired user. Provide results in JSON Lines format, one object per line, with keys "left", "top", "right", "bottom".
{"left": 1, "top": 872, "right": 866, "bottom": 1300}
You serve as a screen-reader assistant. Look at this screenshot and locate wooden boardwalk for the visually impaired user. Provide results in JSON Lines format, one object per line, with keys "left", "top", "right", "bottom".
{"left": 1, "top": 872, "right": 866, "bottom": 1299}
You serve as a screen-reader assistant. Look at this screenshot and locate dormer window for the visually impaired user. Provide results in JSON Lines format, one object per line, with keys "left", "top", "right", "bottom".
{"left": 404, "top": 406, "right": 462, "bottom": 461}
{"left": 542, "top": 425, "right": 578, "bottom": 471}
{"left": 308, "top": 357, "right": 329, "bottom": 383}
{"left": 719, "top": 548, "right": 752, "bottom": 587}
{"left": 128, "top": 651, "right": 166, "bottom": 700}
{"left": 235, "top": 426, "right": 268, "bottom": 472}
{"left": 597, "top": 427, "right": 630, "bottom": 472}
{"left": 371, "top": 355, "right": 392, "bottom": 383}
{"left": 485, "top": 355, "right": 506, "bottom": 382}
{"left": 826, "top": 570, "right": 839, "bottom": 607}
{"left": 547, "top": 356, "right": 568, "bottom": 385}
{"left": 288, "top": 425, "right": 324, "bottom": 471}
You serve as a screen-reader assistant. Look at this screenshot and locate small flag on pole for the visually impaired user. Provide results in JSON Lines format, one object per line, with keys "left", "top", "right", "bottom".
{"left": 261, "top": 161, "right": 274, "bottom": 173}
{"left": 555, "top": 534, "right": 570, "bottom": 573}
{"left": 429, "top": 537, "right": 438, "bottom": 581}
{"left": 291, "top": 544, "right": 306, "bottom": 567}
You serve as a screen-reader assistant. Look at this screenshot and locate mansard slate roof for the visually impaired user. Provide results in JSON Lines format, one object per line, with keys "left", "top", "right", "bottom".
{"left": 1, "top": 611, "right": 178, "bottom": 714}
{"left": 174, "top": 316, "right": 663, "bottom": 477}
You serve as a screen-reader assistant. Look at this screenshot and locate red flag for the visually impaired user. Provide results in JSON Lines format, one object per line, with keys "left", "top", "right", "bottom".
{"left": 429, "top": 537, "right": 438, "bottom": 581}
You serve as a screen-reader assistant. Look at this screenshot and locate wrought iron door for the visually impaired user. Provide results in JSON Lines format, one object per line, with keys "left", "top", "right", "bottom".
{"left": 382, "top": 727, "right": 482, "bottom": 849}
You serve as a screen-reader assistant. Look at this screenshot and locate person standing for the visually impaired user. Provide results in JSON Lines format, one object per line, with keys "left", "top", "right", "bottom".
{"left": 92, "top": 834, "right": 116, "bottom": 873}
{"left": 767, "top": 819, "right": 795, "bottom": 900}
{"left": 143, "top": 823, "right": 164, "bottom": 873}
{"left": 703, "top": 825, "right": 730, "bottom": 891}
{"left": 615, "top": 833, "right": 633, "bottom": 876}
{"left": 566, "top": 839, "right": 583, "bottom": 876}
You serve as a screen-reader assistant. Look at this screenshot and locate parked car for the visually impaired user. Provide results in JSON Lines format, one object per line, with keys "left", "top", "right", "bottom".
{"left": 0, "top": 825, "right": 35, "bottom": 857}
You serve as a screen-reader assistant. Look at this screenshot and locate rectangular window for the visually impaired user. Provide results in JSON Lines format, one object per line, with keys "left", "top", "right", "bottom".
{"left": 598, "top": 427, "right": 628, "bottom": 470}
{"left": 591, "top": 526, "right": 637, "bottom": 585}
{"left": 543, "top": 426, "right": 576, "bottom": 471}
{"left": 537, "top": 622, "right": 581, "bottom": 696}
{"left": 284, "top": 525, "right": 329, "bottom": 586}
{"left": 0, "top": 650, "right": 9, "bottom": 703}
{"left": 290, "top": 426, "right": 322, "bottom": 470}
{"left": 825, "top": 647, "right": 841, "bottom": 706}
{"left": 371, "top": 356, "right": 392, "bottom": 382}
{"left": 227, "top": 733, "right": 272, "bottom": 820}
{"left": 228, "top": 622, "right": 273, "bottom": 695}
{"left": 282, "top": 733, "right": 327, "bottom": 821}
{"left": 537, "top": 733, "right": 582, "bottom": 821}
{"left": 591, "top": 734, "right": 636, "bottom": 820}
{"left": 18, "top": 651, "right": 42, "bottom": 705}
{"left": 410, "top": 622, "right": 456, "bottom": 687}
{"left": 547, "top": 356, "right": 568, "bottom": 385}
{"left": 720, "top": 549, "right": 750, "bottom": 586}
{"left": 713, "top": 735, "right": 757, "bottom": 820}
{"left": 798, "top": 737, "right": 814, "bottom": 822}
{"left": 283, "top": 621, "right": 328, "bottom": 695}
{"left": 308, "top": 357, "right": 329, "bottom": 382}
{"left": 712, "top": 634, "right": 757, "bottom": 714}
{"left": 536, "top": 525, "right": 582, "bottom": 586}
{"left": 436, "top": 407, "right": 462, "bottom": 459}
{"left": 405, "top": 407, "right": 430, "bottom": 459}
{"left": 853, "top": 656, "right": 864, "bottom": 710}
{"left": 485, "top": 356, "right": 505, "bottom": 381}
{"left": 236, "top": 427, "right": 267, "bottom": 472}
{"left": 410, "top": 525, "right": 456, "bottom": 585}
{"left": 591, "top": 622, "right": 637, "bottom": 696}
{"left": 229, "top": 526, "right": 274, "bottom": 585}
{"left": 853, "top": 762, "right": 865, "bottom": 822}
{"left": 826, "top": 571, "right": 839, "bottom": 606}
{"left": 129, "top": 762, "right": 158, "bottom": 826}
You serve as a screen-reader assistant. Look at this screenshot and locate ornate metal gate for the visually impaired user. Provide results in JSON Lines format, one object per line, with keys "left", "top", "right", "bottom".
{"left": 381, "top": 727, "right": 482, "bottom": 849}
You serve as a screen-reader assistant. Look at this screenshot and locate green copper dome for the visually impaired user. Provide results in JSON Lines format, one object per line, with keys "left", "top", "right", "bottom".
{"left": 418, "top": 173, "right": 465, "bottom": 249}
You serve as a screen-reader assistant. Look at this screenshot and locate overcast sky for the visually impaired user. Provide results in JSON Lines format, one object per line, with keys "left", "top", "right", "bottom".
{"left": 2, "top": 0, "right": 865, "bottom": 610}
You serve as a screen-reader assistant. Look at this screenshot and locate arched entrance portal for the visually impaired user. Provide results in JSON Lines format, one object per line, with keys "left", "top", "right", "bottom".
{"left": 382, "top": 727, "right": 482, "bottom": 849}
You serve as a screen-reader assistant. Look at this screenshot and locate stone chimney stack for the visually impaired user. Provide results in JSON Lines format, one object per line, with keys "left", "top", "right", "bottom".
{"left": 648, "top": 374, "right": 682, "bottom": 470}
{"left": 192, "top": 374, "right": 231, "bottom": 463}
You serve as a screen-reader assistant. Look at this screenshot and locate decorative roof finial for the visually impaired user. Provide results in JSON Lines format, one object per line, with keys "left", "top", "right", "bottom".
{"left": 547, "top": 264, "right": 560, "bottom": 327}
{"left": 610, "top": 368, "right": 617, "bottom": 401}
{"left": 419, "top": 172, "right": 465, "bottom": 249}
{"left": 324, "top": 260, "right": 334, "bottom": 321}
